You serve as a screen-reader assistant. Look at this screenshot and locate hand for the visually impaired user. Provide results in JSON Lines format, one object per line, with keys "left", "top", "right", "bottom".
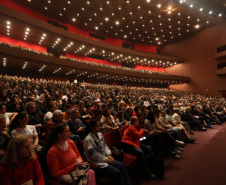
{"left": 77, "top": 127, "right": 83, "bottom": 132}
{"left": 149, "top": 131, "right": 155, "bottom": 135}
{"left": 0, "top": 131, "right": 10, "bottom": 138}
{"left": 75, "top": 159, "right": 83, "bottom": 167}
{"left": 107, "top": 155, "right": 114, "bottom": 163}
{"left": 33, "top": 144, "right": 37, "bottom": 151}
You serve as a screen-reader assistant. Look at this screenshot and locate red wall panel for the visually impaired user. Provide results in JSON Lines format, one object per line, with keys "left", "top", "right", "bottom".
{"left": 65, "top": 53, "right": 122, "bottom": 66}
{"left": 134, "top": 65, "right": 165, "bottom": 72}
{"left": 0, "top": 33, "right": 46, "bottom": 52}
{"left": 0, "top": 0, "right": 161, "bottom": 53}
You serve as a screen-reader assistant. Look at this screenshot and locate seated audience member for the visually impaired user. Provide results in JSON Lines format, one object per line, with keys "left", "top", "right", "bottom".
{"left": 133, "top": 106, "right": 141, "bottom": 116}
{"left": 0, "top": 102, "right": 17, "bottom": 126}
{"left": 122, "top": 116, "right": 157, "bottom": 179}
{"left": 100, "top": 109, "right": 119, "bottom": 129}
{"left": 137, "top": 113, "right": 180, "bottom": 158}
{"left": 124, "top": 108, "right": 133, "bottom": 121}
{"left": 173, "top": 108, "right": 197, "bottom": 134}
{"left": 203, "top": 104, "right": 221, "bottom": 124}
{"left": 118, "top": 102, "right": 125, "bottom": 112}
{"left": 0, "top": 114, "right": 11, "bottom": 160}
{"left": 84, "top": 99, "right": 91, "bottom": 110}
{"left": 0, "top": 135, "right": 45, "bottom": 185}
{"left": 165, "top": 109, "right": 197, "bottom": 142}
{"left": 45, "top": 123, "right": 95, "bottom": 184}
{"left": 89, "top": 100, "right": 102, "bottom": 117}
{"left": 42, "top": 110, "right": 64, "bottom": 140}
{"left": 63, "top": 104, "right": 72, "bottom": 122}
{"left": 25, "top": 102, "right": 43, "bottom": 126}
{"left": 78, "top": 101, "right": 92, "bottom": 123}
{"left": 7, "top": 98, "right": 23, "bottom": 113}
{"left": 55, "top": 94, "right": 62, "bottom": 108}
{"left": 9, "top": 111, "right": 41, "bottom": 151}
{"left": 83, "top": 119, "right": 132, "bottom": 185}
{"left": 116, "top": 111, "right": 127, "bottom": 126}
{"left": 107, "top": 98, "right": 113, "bottom": 109}
{"left": 144, "top": 98, "right": 150, "bottom": 107}
{"left": 111, "top": 102, "right": 119, "bottom": 116}
{"left": 59, "top": 98, "right": 68, "bottom": 112}
{"left": 126, "top": 101, "right": 134, "bottom": 110}
{"left": 27, "top": 95, "right": 42, "bottom": 116}
{"left": 66, "top": 108, "right": 86, "bottom": 139}
{"left": 43, "top": 97, "right": 53, "bottom": 114}
{"left": 101, "top": 103, "right": 107, "bottom": 112}
{"left": 44, "top": 103, "right": 57, "bottom": 123}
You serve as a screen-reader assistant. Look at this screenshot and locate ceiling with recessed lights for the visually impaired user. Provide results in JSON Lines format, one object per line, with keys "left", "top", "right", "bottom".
{"left": 12, "top": 0, "right": 226, "bottom": 47}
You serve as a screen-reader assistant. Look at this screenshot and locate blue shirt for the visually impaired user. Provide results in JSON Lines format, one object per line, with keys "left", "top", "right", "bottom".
{"left": 66, "top": 118, "right": 86, "bottom": 135}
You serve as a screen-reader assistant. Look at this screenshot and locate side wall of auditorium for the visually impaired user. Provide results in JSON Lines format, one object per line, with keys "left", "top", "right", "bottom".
{"left": 164, "top": 21, "right": 226, "bottom": 97}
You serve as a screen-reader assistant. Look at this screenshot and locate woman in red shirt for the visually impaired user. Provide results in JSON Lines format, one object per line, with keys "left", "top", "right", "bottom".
{"left": 122, "top": 116, "right": 157, "bottom": 179}
{"left": 45, "top": 123, "right": 95, "bottom": 185}
{"left": 0, "top": 135, "right": 45, "bottom": 185}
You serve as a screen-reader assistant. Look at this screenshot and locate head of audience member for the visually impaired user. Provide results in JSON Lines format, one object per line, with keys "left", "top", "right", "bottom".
{"left": 85, "top": 119, "right": 100, "bottom": 136}
{"left": 93, "top": 110, "right": 102, "bottom": 120}
{"left": 93, "top": 100, "right": 100, "bottom": 108}
{"left": 46, "top": 97, "right": 53, "bottom": 105}
{"left": 117, "top": 111, "right": 124, "bottom": 119}
{"left": 44, "top": 123, "right": 70, "bottom": 153}
{"left": 126, "top": 108, "right": 133, "bottom": 115}
{"left": 137, "top": 113, "right": 144, "bottom": 124}
{"left": 166, "top": 108, "right": 172, "bottom": 115}
{"left": 113, "top": 102, "right": 118, "bottom": 109}
{"left": 174, "top": 108, "right": 181, "bottom": 115}
{"left": 154, "top": 109, "right": 161, "bottom": 118}
{"left": 101, "top": 103, "right": 107, "bottom": 111}
{"left": 9, "top": 111, "right": 29, "bottom": 132}
{"left": 70, "top": 108, "right": 80, "bottom": 121}
{"left": 160, "top": 110, "right": 166, "bottom": 118}
{"left": 78, "top": 101, "right": 85, "bottom": 111}
{"left": 2, "top": 135, "right": 35, "bottom": 167}
{"left": 56, "top": 94, "right": 61, "bottom": 101}
{"left": 52, "top": 110, "right": 63, "bottom": 123}
{"left": 0, "top": 103, "right": 7, "bottom": 114}
{"left": 65, "top": 104, "right": 72, "bottom": 114}
{"left": 25, "top": 102, "right": 36, "bottom": 114}
{"left": 103, "top": 109, "right": 111, "bottom": 118}
{"left": 130, "top": 116, "right": 139, "bottom": 126}
{"left": 49, "top": 103, "right": 57, "bottom": 112}
{"left": 62, "top": 98, "right": 68, "bottom": 106}
{"left": 134, "top": 106, "right": 141, "bottom": 114}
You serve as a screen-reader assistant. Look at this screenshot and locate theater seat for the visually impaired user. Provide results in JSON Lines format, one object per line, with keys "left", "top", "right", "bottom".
{"left": 85, "top": 120, "right": 90, "bottom": 125}
{"left": 103, "top": 130, "right": 137, "bottom": 171}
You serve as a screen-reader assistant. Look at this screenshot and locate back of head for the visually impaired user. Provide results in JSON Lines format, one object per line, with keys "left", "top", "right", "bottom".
{"left": 9, "top": 111, "right": 28, "bottom": 132}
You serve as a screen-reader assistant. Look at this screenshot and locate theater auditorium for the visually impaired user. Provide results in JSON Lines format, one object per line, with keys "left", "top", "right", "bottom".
{"left": 0, "top": 0, "right": 226, "bottom": 185}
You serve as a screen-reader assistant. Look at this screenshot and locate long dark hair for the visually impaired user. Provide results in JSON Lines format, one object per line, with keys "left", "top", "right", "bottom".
{"left": 44, "top": 123, "right": 68, "bottom": 154}
{"left": 9, "top": 111, "right": 28, "bottom": 132}
{"left": 85, "top": 119, "right": 98, "bottom": 136}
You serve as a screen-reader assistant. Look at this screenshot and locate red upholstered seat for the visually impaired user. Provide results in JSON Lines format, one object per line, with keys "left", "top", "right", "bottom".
{"left": 103, "top": 130, "right": 137, "bottom": 171}
{"left": 117, "top": 127, "right": 127, "bottom": 141}
{"left": 85, "top": 120, "right": 90, "bottom": 125}
{"left": 113, "top": 115, "right": 117, "bottom": 120}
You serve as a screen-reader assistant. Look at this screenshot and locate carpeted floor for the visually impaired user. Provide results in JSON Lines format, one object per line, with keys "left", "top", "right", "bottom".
{"left": 129, "top": 123, "right": 226, "bottom": 185}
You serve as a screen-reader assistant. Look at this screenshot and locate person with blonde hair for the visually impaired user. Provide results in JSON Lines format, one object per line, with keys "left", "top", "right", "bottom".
{"left": 0, "top": 135, "right": 45, "bottom": 185}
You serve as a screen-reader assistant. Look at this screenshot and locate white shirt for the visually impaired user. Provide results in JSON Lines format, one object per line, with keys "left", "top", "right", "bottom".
{"left": 5, "top": 113, "right": 13, "bottom": 125}
{"left": 144, "top": 101, "right": 150, "bottom": 107}
{"left": 11, "top": 125, "right": 38, "bottom": 140}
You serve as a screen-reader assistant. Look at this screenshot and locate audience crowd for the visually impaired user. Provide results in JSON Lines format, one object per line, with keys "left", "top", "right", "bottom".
{"left": 0, "top": 74, "right": 225, "bottom": 185}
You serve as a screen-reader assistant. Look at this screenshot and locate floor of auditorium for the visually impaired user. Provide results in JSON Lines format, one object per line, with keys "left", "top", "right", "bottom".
{"left": 128, "top": 123, "right": 226, "bottom": 185}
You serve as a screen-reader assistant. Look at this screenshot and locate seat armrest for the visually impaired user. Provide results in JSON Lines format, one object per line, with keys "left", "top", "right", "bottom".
{"left": 43, "top": 173, "right": 61, "bottom": 185}
{"left": 119, "top": 141, "right": 135, "bottom": 153}
{"left": 82, "top": 158, "right": 98, "bottom": 169}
